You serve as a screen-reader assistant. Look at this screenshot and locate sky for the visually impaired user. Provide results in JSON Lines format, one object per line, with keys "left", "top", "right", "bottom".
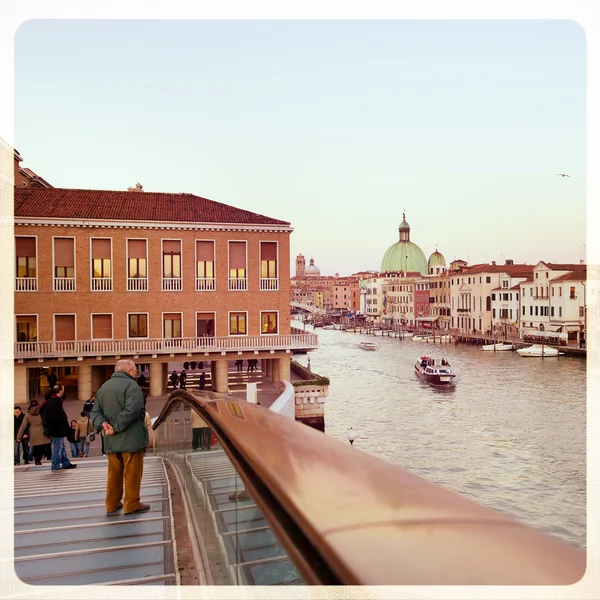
{"left": 13, "top": 19, "right": 587, "bottom": 276}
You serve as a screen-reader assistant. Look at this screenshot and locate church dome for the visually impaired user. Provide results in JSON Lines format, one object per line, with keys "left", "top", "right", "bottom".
{"left": 304, "top": 257, "right": 321, "bottom": 277}
{"left": 380, "top": 213, "right": 428, "bottom": 275}
{"left": 428, "top": 250, "right": 446, "bottom": 266}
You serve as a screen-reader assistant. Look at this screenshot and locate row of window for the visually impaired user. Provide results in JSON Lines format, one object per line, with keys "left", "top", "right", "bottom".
{"left": 15, "top": 311, "right": 281, "bottom": 343}
{"left": 15, "top": 237, "right": 279, "bottom": 292}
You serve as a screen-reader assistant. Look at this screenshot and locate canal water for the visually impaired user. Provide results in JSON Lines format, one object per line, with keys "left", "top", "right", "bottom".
{"left": 293, "top": 323, "right": 586, "bottom": 549}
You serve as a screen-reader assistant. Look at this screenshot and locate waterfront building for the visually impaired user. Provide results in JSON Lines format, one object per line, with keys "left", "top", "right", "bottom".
{"left": 519, "top": 261, "right": 586, "bottom": 345}
{"left": 449, "top": 260, "right": 533, "bottom": 335}
{"left": 413, "top": 276, "right": 432, "bottom": 328}
{"left": 14, "top": 183, "right": 317, "bottom": 403}
{"left": 490, "top": 271, "right": 532, "bottom": 339}
{"left": 428, "top": 270, "right": 452, "bottom": 331}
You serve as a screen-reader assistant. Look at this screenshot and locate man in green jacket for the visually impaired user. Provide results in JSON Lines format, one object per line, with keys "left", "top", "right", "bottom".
{"left": 90, "top": 359, "right": 150, "bottom": 515}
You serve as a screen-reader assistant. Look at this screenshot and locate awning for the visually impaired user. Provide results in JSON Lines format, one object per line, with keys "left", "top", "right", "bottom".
{"left": 416, "top": 316, "right": 439, "bottom": 322}
{"left": 546, "top": 325, "right": 563, "bottom": 332}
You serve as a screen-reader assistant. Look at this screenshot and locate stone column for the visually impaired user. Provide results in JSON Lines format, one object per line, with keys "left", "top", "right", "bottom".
{"left": 149, "top": 362, "right": 164, "bottom": 398}
{"left": 265, "top": 359, "right": 272, "bottom": 378}
{"left": 279, "top": 356, "right": 291, "bottom": 382}
{"left": 271, "top": 358, "right": 280, "bottom": 383}
{"left": 78, "top": 364, "right": 92, "bottom": 402}
{"left": 213, "top": 359, "right": 229, "bottom": 393}
{"left": 14, "top": 366, "right": 28, "bottom": 404}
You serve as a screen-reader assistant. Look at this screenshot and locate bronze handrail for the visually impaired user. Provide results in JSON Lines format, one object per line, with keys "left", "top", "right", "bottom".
{"left": 153, "top": 389, "right": 586, "bottom": 586}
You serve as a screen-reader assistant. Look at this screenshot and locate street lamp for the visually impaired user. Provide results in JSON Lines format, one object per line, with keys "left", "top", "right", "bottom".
{"left": 347, "top": 427, "right": 356, "bottom": 446}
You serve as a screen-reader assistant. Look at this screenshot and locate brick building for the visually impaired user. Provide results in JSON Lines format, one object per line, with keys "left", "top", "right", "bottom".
{"left": 14, "top": 186, "right": 317, "bottom": 403}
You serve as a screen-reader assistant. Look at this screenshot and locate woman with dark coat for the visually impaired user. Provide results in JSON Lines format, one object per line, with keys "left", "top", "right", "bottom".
{"left": 41, "top": 385, "right": 77, "bottom": 471}
{"left": 16, "top": 400, "right": 51, "bottom": 465}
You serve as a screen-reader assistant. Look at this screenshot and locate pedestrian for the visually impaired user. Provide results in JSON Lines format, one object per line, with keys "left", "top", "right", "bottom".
{"left": 180, "top": 369, "right": 187, "bottom": 389}
{"left": 137, "top": 372, "right": 147, "bottom": 389}
{"left": 199, "top": 371, "right": 206, "bottom": 390}
{"left": 41, "top": 385, "right": 77, "bottom": 471}
{"left": 76, "top": 411, "right": 94, "bottom": 457}
{"left": 191, "top": 409, "right": 211, "bottom": 451}
{"left": 170, "top": 370, "right": 179, "bottom": 390}
{"left": 69, "top": 420, "right": 81, "bottom": 458}
{"left": 14, "top": 406, "right": 30, "bottom": 466}
{"left": 144, "top": 397, "right": 152, "bottom": 454}
{"left": 235, "top": 359, "right": 242, "bottom": 372}
{"left": 90, "top": 359, "right": 149, "bottom": 515}
{"left": 16, "top": 400, "right": 50, "bottom": 465}
{"left": 47, "top": 369, "right": 57, "bottom": 390}
{"left": 83, "top": 394, "right": 95, "bottom": 415}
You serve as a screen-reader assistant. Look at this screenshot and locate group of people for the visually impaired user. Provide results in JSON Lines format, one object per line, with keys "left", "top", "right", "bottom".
{"left": 170, "top": 369, "right": 206, "bottom": 390}
{"left": 15, "top": 359, "right": 152, "bottom": 516}
{"left": 235, "top": 359, "right": 259, "bottom": 373}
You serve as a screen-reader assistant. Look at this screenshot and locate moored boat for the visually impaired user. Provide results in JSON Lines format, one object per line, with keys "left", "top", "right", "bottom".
{"left": 322, "top": 325, "right": 334, "bottom": 330}
{"left": 516, "top": 344, "right": 563, "bottom": 357}
{"left": 415, "top": 356, "right": 456, "bottom": 386}
{"left": 359, "top": 341, "right": 376, "bottom": 351}
{"left": 481, "top": 343, "right": 514, "bottom": 351}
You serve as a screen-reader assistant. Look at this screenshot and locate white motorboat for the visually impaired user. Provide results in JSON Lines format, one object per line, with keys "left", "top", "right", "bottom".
{"left": 481, "top": 343, "right": 514, "bottom": 352}
{"left": 516, "top": 344, "right": 563, "bottom": 357}
{"left": 322, "top": 325, "right": 334, "bottom": 330}
{"left": 359, "top": 341, "right": 376, "bottom": 351}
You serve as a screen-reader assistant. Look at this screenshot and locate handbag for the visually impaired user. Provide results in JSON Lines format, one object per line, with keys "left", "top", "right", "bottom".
{"left": 89, "top": 433, "right": 96, "bottom": 442}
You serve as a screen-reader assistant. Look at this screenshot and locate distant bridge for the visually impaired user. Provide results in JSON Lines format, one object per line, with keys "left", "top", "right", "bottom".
{"left": 290, "top": 302, "right": 327, "bottom": 316}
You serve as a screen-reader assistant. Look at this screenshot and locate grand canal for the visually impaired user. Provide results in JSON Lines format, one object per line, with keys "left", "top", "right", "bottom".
{"left": 293, "top": 323, "right": 586, "bottom": 549}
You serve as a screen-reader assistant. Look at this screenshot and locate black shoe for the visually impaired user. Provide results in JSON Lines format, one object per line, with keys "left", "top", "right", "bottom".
{"left": 62, "top": 463, "right": 77, "bottom": 469}
{"left": 24, "top": 461, "right": 30, "bottom": 465}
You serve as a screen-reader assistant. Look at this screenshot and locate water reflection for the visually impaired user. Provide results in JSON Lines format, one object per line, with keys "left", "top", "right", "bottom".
{"left": 294, "top": 323, "right": 586, "bottom": 548}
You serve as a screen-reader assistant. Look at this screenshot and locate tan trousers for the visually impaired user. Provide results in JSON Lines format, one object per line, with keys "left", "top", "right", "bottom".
{"left": 106, "top": 450, "right": 144, "bottom": 513}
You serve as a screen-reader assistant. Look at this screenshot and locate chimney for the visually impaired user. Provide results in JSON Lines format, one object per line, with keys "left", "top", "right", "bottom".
{"left": 491, "top": 261, "right": 496, "bottom": 266}
{"left": 505, "top": 259, "right": 514, "bottom": 265}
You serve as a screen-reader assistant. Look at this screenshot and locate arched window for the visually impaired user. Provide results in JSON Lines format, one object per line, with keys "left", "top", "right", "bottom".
{"left": 486, "top": 296, "right": 491, "bottom": 311}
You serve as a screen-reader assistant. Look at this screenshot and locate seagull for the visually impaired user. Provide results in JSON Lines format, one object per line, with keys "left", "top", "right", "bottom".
{"left": 557, "top": 173, "right": 570, "bottom": 177}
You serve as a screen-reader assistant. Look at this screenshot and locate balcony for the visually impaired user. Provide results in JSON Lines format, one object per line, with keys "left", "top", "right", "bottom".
{"left": 127, "top": 277, "right": 148, "bottom": 291}
{"left": 229, "top": 278, "right": 247, "bottom": 291}
{"left": 91, "top": 277, "right": 113, "bottom": 291}
{"left": 14, "top": 332, "right": 319, "bottom": 359}
{"left": 162, "top": 277, "right": 182, "bottom": 291}
{"left": 54, "top": 277, "right": 76, "bottom": 292}
{"left": 15, "top": 277, "right": 37, "bottom": 292}
{"left": 196, "top": 277, "right": 216, "bottom": 291}
{"left": 260, "top": 278, "right": 279, "bottom": 291}
{"left": 456, "top": 308, "right": 470, "bottom": 313}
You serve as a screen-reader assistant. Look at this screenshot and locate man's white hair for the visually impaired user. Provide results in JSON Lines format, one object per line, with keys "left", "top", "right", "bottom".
{"left": 115, "top": 359, "right": 137, "bottom": 373}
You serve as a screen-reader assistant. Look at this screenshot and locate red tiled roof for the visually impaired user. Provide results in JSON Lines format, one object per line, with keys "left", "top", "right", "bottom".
{"left": 552, "top": 268, "right": 587, "bottom": 282}
{"left": 14, "top": 187, "right": 290, "bottom": 226}
{"left": 537, "top": 262, "right": 582, "bottom": 270}
{"left": 460, "top": 263, "right": 533, "bottom": 275}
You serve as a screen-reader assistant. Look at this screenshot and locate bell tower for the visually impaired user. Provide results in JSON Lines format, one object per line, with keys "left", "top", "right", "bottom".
{"left": 295, "top": 254, "right": 305, "bottom": 278}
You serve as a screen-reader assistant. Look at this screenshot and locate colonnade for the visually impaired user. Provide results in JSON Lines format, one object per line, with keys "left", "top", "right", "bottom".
{"left": 13, "top": 355, "right": 292, "bottom": 403}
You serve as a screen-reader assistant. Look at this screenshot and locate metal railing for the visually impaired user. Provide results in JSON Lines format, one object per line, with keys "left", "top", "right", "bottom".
{"left": 15, "top": 277, "right": 37, "bottom": 292}
{"left": 127, "top": 277, "right": 148, "bottom": 291}
{"left": 91, "top": 277, "right": 112, "bottom": 291}
{"left": 153, "top": 389, "right": 586, "bottom": 586}
{"left": 53, "top": 277, "right": 76, "bottom": 291}
{"left": 14, "top": 332, "right": 319, "bottom": 359}
{"left": 195, "top": 277, "right": 216, "bottom": 291}
{"left": 162, "top": 277, "right": 182, "bottom": 291}
{"left": 228, "top": 278, "right": 247, "bottom": 291}
{"left": 260, "top": 278, "right": 278, "bottom": 291}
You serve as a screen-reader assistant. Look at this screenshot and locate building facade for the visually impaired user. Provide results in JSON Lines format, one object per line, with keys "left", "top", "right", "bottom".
{"left": 14, "top": 186, "right": 317, "bottom": 403}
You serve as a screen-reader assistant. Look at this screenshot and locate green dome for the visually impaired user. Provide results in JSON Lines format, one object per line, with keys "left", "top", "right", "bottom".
{"left": 381, "top": 241, "right": 428, "bottom": 274}
{"left": 428, "top": 250, "right": 446, "bottom": 266}
{"left": 380, "top": 212, "right": 428, "bottom": 275}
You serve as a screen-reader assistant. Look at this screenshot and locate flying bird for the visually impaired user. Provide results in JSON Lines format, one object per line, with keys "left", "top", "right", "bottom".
{"left": 557, "top": 173, "right": 570, "bottom": 177}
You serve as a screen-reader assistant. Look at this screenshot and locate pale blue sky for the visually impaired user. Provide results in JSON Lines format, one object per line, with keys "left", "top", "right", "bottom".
{"left": 14, "top": 19, "right": 586, "bottom": 275}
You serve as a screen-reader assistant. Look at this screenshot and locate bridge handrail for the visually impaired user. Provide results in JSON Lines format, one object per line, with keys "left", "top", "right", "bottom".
{"left": 153, "top": 389, "right": 585, "bottom": 586}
